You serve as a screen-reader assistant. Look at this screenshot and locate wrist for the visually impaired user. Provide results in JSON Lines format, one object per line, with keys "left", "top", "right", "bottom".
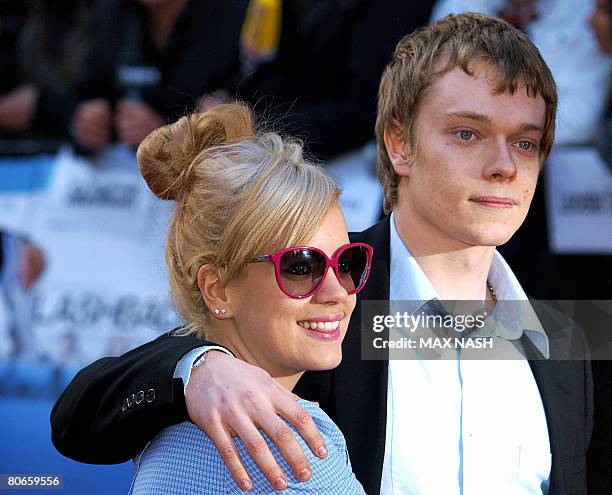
{"left": 191, "top": 348, "right": 227, "bottom": 371}
{"left": 175, "top": 345, "right": 234, "bottom": 392}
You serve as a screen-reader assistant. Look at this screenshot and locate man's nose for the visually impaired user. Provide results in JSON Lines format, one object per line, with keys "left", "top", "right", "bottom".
{"left": 483, "top": 140, "right": 517, "bottom": 181}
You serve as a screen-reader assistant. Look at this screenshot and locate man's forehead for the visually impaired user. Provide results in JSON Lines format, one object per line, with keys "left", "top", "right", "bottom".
{"left": 444, "top": 110, "right": 545, "bottom": 133}
{"left": 424, "top": 62, "right": 546, "bottom": 125}
{"left": 434, "top": 60, "right": 515, "bottom": 91}
{"left": 430, "top": 57, "right": 536, "bottom": 95}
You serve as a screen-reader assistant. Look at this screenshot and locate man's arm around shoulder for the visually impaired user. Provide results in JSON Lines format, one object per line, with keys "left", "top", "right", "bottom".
{"left": 50, "top": 331, "right": 206, "bottom": 464}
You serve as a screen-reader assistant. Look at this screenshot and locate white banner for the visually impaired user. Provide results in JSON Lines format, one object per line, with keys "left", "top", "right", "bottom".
{"left": 545, "top": 146, "right": 612, "bottom": 254}
{"left": 326, "top": 142, "right": 383, "bottom": 232}
{"left": 0, "top": 145, "right": 180, "bottom": 396}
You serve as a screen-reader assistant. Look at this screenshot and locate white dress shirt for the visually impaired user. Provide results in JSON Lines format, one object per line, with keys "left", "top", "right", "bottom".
{"left": 380, "top": 213, "right": 552, "bottom": 495}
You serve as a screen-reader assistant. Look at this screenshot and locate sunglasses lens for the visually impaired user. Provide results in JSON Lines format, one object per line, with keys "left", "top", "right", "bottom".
{"left": 337, "top": 246, "right": 370, "bottom": 294}
{"left": 278, "top": 249, "right": 327, "bottom": 297}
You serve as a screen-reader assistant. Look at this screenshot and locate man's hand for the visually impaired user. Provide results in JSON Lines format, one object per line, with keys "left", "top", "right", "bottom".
{"left": 73, "top": 98, "right": 112, "bottom": 152}
{"left": 114, "top": 99, "right": 164, "bottom": 148}
{"left": 185, "top": 351, "right": 328, "bottom": 491}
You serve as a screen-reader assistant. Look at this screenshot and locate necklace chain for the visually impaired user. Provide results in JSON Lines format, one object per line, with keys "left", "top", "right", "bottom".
{"left": 486, "top": 281, "right": 497, "bottom": 302}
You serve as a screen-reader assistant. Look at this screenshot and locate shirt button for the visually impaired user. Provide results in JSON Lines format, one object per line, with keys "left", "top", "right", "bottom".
{"left": 146, "top": 388, "right": 156, "bottom": 403}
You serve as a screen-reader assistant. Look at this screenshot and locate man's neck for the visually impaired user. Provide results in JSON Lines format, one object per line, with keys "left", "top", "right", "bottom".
{"left": 394, "top": 209, "right": 495, "bottom": 301}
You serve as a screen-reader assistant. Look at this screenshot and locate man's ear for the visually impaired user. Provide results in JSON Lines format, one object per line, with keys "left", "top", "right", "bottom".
{"left": 197, "top": 264, "right": 231, "bottom": 318}
{"left": 383, "top": 122, "right": 413, "bottom": 177}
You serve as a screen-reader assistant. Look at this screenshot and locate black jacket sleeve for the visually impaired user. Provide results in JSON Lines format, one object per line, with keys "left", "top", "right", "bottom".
{"left": 50, "top": 331, "right": 216, "bottom": 464}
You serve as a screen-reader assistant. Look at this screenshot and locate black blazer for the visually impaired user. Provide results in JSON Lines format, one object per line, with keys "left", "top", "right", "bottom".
{"left": 51, "top": 217, "right": 593, "bottom": 494}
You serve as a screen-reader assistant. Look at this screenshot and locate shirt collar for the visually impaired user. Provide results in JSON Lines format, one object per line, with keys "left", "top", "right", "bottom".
{"left": 487, "top": 251, "right": 550, "bottom": 358}
{"left": 389, "top": 212, "right": 438, "bottom": 307}
{"left": 389, "top": 212, "right": 550, "bottom": 358}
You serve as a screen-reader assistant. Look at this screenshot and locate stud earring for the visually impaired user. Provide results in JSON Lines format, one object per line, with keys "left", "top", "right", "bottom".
{"left": 213, "top": 308, "right": 226, "bottom": 315}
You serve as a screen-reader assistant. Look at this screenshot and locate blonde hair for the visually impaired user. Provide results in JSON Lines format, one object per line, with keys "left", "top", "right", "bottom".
{"left": 376, "top": 12, "right": 558, "bottom": 214}
{"left": 137, "top": 103, "right": 340, "bottom": 337}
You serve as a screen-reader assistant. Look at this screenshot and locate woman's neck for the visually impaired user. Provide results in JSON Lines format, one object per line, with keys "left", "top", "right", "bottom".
{"left": 205, "top": 326, "right": 305, "bottom": 392}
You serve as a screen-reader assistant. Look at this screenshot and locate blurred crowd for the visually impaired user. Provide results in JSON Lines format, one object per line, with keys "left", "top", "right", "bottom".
{"left": 0, "top": 0, "right": 611, "bottom": 157}
{"left": 0, "top": 0, "right": 434, "bottom": 158}
{"left": 1, "top": 0, "right": 610, "bottom": 292}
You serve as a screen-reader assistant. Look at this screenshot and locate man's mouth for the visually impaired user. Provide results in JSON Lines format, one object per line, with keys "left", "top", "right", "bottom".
{"left": 469, "top": 196, "right": 516, "bottom": 208}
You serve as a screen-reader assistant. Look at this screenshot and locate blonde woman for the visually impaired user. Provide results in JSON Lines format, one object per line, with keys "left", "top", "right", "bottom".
{"left": 128, "top": 103, "right": 370, "bottom": 494}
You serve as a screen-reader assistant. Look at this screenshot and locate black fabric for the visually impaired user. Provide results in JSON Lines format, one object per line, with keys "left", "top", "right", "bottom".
{"left": 587, "top": 360, "right": 612, "bottom": 495}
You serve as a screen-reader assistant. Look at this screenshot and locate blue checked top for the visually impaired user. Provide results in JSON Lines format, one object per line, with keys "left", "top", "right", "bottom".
{"left": 130, "top": 400, "right": 366, "bottom": 494}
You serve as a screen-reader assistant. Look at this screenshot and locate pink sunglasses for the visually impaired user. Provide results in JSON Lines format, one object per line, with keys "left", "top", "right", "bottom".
{"left": 249, "top": 242, "right": 373, "bottom": 299}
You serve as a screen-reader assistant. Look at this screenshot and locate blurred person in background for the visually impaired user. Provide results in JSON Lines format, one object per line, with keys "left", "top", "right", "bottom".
{"left": 200, "top": 0, "right": 435, "bottom": 161}
{"left": 591, "top": 0, "right": 612, "bottom": 170}
{"left": 590, "top": 0, "right": 612, "bottom": 53}
{"left": 0, "top": 230, "right": 45, "bottom": 360}
{"left": 0, "top": 0, "right": 96, "bottom": 145}
{"left": 0, "top": 1, "right": 30, "bottom": 136}
{"left": 70, "top": 0, "right": 247, "bottom": 153}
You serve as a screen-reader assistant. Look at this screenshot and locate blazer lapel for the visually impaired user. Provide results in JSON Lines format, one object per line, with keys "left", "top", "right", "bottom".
{"left": 525, "top": 301, "right": 585, "bottom": 495}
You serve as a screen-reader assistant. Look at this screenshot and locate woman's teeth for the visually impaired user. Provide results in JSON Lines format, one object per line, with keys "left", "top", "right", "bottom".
{"left": 297, "top": 320, "right": 339, "bottom": 331}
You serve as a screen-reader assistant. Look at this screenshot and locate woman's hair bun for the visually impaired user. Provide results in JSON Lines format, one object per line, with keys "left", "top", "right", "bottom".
{"left": 137, "top": 103, "right": 255, "bottom": 200}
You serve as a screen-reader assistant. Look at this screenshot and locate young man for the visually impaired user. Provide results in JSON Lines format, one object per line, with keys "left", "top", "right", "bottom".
{"left": 51, "top": 13, "right": 592, "bottom": 495}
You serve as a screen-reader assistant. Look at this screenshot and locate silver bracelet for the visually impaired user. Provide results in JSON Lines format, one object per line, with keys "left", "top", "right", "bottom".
{"left": 191, "top": 351, "right": 210, "bottom": 371}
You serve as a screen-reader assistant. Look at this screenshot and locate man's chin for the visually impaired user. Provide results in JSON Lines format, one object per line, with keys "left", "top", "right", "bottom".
{"left": 462, "top": 226, "right": 519, "bottom": 247}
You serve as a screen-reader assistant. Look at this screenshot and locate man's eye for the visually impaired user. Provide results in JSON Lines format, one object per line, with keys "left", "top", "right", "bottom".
{"left": 458, "top": 130, "right": 474, "bottom": 141}
{"left": 517, "top": 141, "right": 534, "bottom": 151}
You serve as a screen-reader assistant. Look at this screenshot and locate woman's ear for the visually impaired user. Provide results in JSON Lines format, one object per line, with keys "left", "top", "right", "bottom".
{"left": 383, "top": 122, "right": 414, "bottom": 177}
{"left": 197, "top": 264, "right": 231, "bottom": 318}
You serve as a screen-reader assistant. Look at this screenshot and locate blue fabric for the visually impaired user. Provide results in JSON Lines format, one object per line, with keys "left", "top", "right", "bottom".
{"left": 130, "top": 400, "right": 366, "bottom": 494}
